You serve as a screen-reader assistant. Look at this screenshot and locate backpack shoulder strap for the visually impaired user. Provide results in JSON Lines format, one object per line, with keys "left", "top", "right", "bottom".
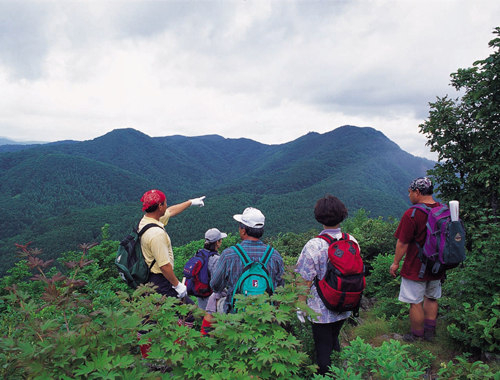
{"left": 433, "top": 204, "right": 449, "bottom": 217}
{"left": 411, "top": 203, "right": 449, "bottom": 219}
{"left": 233, "top": 244, "right": 252, "bottom": 266}
{"left": 197, "top": 248, "right": 208, "bottom": 257}
{"left": 317, "top": 233, "right": 346, "bottom": 245}
{"left": 316, "top": 234, "right": 336, "bottom": 245}
{"left": 208, "top": 250, "right": 220, "bottom": 258}
{"left": 260, "top": 245, "right": 274, "bottom": 266}
{"left": 137, "top": 223, "right": 162, "bottom": 237}
{"left": 198, "top": 248, "right": 219, "bottom": 261}
{"left": 137, "top": 223, "right": 161, "bottom": 269}
{"left": 410, "top": 203, "right": 431, "bottom": 218}
{"left": 234, "top": 244, "right": 274, "bottom": 266}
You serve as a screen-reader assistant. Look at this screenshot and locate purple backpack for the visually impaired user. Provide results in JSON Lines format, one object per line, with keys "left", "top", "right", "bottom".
{"left": 183, "top": 249, "right": 218, "bottom": 297}
{"left": 411, "top": 203, "right": 466, "bottom": 278}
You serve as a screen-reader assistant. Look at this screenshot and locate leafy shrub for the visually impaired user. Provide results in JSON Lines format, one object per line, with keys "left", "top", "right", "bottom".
{"left": 315, "top": 337, "right": 433, "bottom": 380}
{"left": 442, "top": 213, "right": 500, "bottom": 308}
{"left": 362, "top": 253, "right": 407, "bottom": 321}
{"left": 267, "top": 230, "right": 318, "bottom": 267}
{"left": 437, "top": 354, "right": 500, "bottom": 380}
{"left": 0, "top": 241, "right": 316, "bottom": 379}
{"left": 0, "top": 243, "right": 155, "bottom": 379}
{"left": 0, "top": 259, "right": 46, "bottom": 306}
{"left": 440, "top": 211, "right": 500, "bottom": 354}
{"left": 364, "top": 254, "right": 400, "bottom": 300}
{"left": 341, "top": 209, "right": 398, "bottom": 264}
{"left": 446, "top": 296, "right": 500, "bottom": 354}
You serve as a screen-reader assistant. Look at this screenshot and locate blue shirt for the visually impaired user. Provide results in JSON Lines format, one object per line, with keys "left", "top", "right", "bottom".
{"left": 210, "top": 239, "right": 285, "bottom": 312}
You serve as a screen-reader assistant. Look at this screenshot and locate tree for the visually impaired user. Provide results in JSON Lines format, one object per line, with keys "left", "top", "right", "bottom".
{"left": 419, "top": 27, "right": 500, "bottom": 221}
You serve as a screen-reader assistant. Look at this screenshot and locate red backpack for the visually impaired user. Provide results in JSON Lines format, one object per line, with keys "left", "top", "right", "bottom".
{"left": 314, "top": 233, "right": 365, "bottom": 315}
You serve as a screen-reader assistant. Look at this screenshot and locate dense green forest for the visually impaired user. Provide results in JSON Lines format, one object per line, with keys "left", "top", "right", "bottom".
{"left": 0, "top": 125, "right": 434, "bottom": 277}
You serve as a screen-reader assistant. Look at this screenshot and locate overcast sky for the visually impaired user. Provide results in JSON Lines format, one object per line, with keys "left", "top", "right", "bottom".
{"left": 1, "top": 1, "right": 499, "bottom": 160}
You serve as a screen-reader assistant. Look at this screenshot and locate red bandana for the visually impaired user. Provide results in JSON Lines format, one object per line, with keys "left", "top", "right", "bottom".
{"left": 141, "top": 190, "right": 166, "bottom": 211}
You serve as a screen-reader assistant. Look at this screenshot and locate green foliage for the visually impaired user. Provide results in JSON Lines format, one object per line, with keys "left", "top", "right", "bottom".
{"left": 267, "top": 230, "right": 319, "bottom": 267}
{"left": 440, "top": 209, "right": 500, "bottom": 353}
{"left": 342, "top": 209, "right": 398, "bottom": 261}
{"left": 3, "top": 212, "right": 500, "bottom": 378}
{"left": 149, "top": 290, "right": 313, "bottom": 379}
{"left": 315, "top": 337, "right": 433, "bottom": 380}
{"left": 446, "top": 296, "right": 500, "bottom": 354}
{"left": 0, "top": 259, "right": 45, "bottom": 302}
{"left": 0, "top": 241, "right": 315, "bottom": 379}
{"left": 352, "top": 318, "right": 390, "bottom": 342}
{"left": 437, "top": 354, "right": 500, "bottom": 380}
{"left": 419, "top": 27, "right": 500, "bottom": 223}
{"left": 364, "top": 254, "right": 400, "bottom": 300}
{"left": 361, "top": 252, "right": 407, "bottom": 321}
{"left": 0, "top": 243, "right": 155, "bottom": 379}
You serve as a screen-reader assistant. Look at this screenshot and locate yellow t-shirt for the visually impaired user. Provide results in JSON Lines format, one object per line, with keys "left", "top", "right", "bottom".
{"left": 138, "top": 211, "right": 173, "bottom": 274}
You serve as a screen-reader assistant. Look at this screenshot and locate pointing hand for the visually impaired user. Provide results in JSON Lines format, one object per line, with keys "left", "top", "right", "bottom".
{"left": 190, "top": 196, "right": 206, "bottom": 207}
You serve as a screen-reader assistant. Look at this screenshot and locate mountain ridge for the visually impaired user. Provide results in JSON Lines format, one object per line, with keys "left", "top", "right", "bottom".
{"left": 0, "top": 125, "right": 434, "bottom": 276}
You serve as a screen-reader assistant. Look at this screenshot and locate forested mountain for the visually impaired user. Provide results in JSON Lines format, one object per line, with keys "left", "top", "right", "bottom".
{"left": 0, "top": 126, "right": 434, "bottom": 276}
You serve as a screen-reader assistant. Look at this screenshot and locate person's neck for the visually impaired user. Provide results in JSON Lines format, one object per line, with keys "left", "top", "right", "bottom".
{"left": 243, "top": 236, "right": 260, "bottom": 242}
{"left": 145, "top": 211, "right": 161, "bottom": 221}
{"left": 323, "top": 224, "right": 340, "bottom": 230}
{"left": 418, "top": 195, "right": 435, "bottom": 204}
{"left": 239, "top": 229, "right": 260, "bottom": 242}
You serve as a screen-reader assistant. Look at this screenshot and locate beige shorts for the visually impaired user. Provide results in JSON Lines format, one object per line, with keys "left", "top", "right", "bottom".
{"left": 398, "top": 277, "right": 442, "bottom": 304}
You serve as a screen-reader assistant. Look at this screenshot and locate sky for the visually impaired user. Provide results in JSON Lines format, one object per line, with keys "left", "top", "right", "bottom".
{"left": 1, "top": 1, "right": 499, "bottom": 160}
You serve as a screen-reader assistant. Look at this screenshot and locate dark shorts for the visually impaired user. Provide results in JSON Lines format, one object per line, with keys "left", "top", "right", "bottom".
{"left": 147, "top": 273, "right": 195, "bottom": 323}
{"left": 149, "top": 273, "right": 178, "bottom": 298}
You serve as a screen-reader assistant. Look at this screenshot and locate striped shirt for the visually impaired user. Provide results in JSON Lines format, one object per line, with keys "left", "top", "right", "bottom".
{"left": 210, "top": 239, "right": 285, "bottom": 312}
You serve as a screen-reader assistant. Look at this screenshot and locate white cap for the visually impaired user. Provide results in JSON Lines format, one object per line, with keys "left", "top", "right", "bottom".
{"left": 233, "top": 207, "right": 265, "bottom": 228}
{"left": 205, "top": 228, "right": 227, "bottom": 243}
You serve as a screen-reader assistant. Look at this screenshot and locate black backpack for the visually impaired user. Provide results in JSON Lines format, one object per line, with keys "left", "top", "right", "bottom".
{"left": 115, "top": 223, "right": 162, "bottom": 289}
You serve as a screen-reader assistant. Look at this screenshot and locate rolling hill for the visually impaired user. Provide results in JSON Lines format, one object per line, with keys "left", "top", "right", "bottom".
{"left": 0, "top": 125, "right": 434, "bottom": 276}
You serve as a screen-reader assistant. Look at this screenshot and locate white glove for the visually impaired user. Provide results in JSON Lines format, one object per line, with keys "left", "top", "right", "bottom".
{"left": 297, "top": 309, "right": 306, "bottom": 323}
{"left": 190, "top": 196, "right": 206, "bottom": 207}
{"left": 174, "top": 282, "right": 187, "bottom": 298}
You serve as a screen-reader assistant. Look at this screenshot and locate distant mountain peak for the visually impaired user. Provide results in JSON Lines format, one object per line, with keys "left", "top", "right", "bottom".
{"left": 0, "top": 137, "right": 48, "bottom": 146}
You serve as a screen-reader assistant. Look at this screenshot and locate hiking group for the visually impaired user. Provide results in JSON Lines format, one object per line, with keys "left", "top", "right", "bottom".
{"left": 117, "top": 176, "right": 465, "bottom": 375}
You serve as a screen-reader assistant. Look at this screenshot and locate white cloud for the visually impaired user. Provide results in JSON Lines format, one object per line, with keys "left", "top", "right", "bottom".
{"left": 0, "top": 0, "right": 499, "bottom": 160}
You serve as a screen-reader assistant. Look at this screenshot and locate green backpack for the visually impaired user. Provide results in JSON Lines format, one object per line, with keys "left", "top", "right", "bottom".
{"left": 230, "top": 244, "right": 275, "bottom": 312}
{"left": 115, "top": 223, "right": 161, "bottom": 289}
